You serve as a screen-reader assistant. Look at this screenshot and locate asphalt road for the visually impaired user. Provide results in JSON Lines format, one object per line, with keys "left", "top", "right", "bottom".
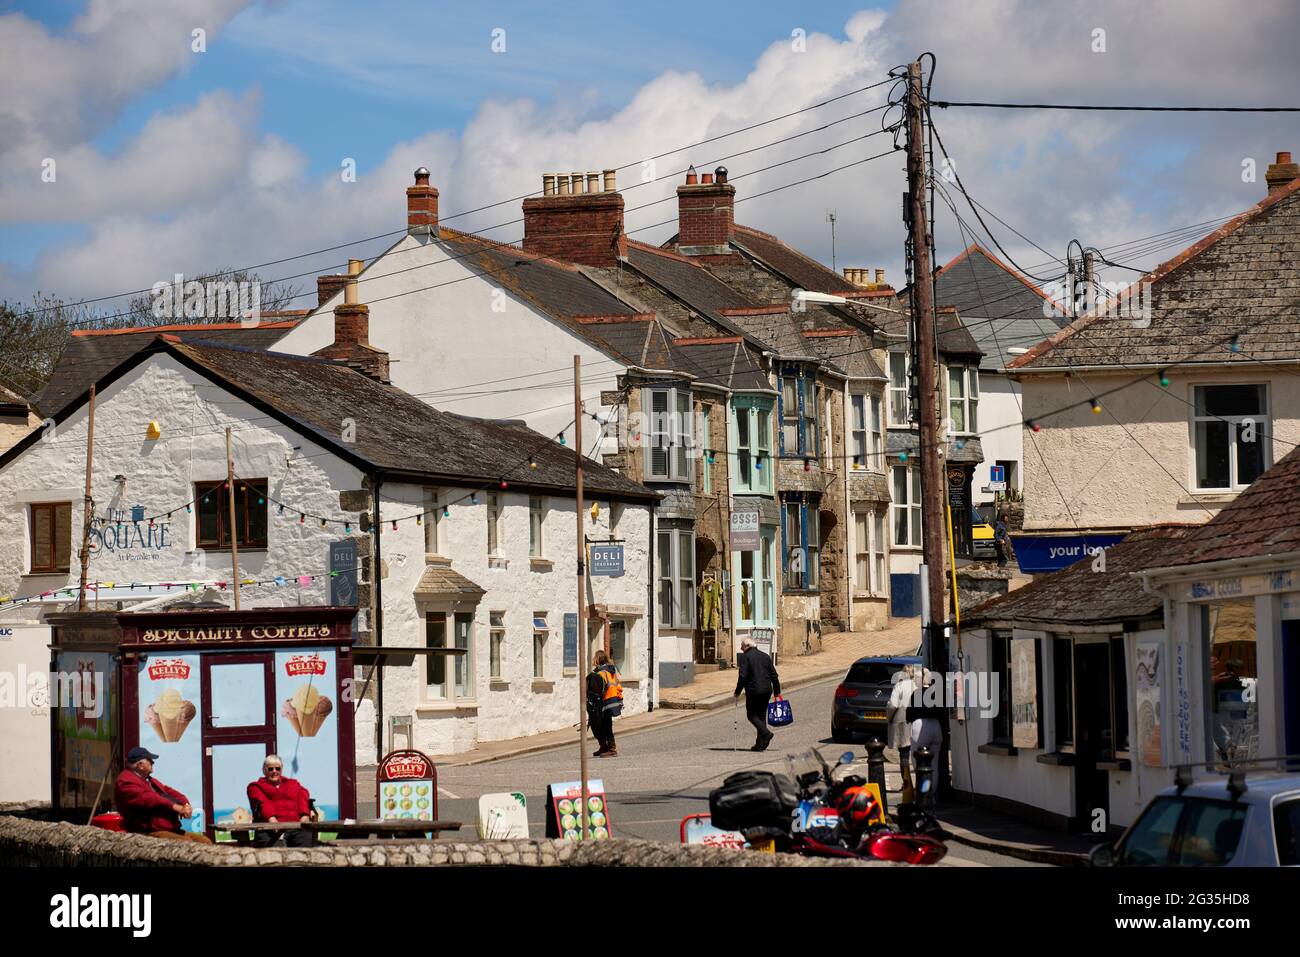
{"left": 379, "top": 676, "right": 1047, "bottom": 866}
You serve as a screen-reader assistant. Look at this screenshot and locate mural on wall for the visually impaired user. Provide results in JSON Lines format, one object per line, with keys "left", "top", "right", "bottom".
{"left": 1011, "top": 638, "right": 1039, "bottom": 749}
{"left": 1135, "top": 642, "right": 1162, "bottom": 768}
{"left": 274, "top": 650, "right": 340, "bottom": 820}
{"left": 89, "top": 506, "right": 176, "bottom": 563}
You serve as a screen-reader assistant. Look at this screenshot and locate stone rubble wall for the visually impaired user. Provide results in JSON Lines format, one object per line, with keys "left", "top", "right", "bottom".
{"left": 0, "top": 814, "right": 895, "bottom": 867}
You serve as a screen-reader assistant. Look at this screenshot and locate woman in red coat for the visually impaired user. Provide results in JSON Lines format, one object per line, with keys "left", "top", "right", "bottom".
{"left": 246, "top": 754, "right": 315, "bottom": 847}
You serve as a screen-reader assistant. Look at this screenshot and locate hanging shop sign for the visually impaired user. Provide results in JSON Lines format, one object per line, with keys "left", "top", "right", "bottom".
{"left": 329, "top": 540, "right": 358, "bottom": 606}
{"left": 545, "top": 779, "right": 611, "bottom": 841}
{"left": 589, "top": 544, "right": 624, "bottom": 577}
{"left": 730, "top": 504, "right": 760, "bottom": 551}
{"left": 377, "top": 749, "right": 437, "bottom": 822}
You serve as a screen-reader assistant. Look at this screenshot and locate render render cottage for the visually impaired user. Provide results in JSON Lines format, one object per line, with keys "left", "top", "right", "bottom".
{"left": 0, "top": 333, "right": 657, "bottom": 763}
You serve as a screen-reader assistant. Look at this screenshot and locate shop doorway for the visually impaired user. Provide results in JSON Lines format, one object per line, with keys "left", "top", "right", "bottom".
{"left": 1073, "top": 643, "right": 1111, "bottom": 830}
{"left": 200, "top": 654, "right": 276, "bottom": 832}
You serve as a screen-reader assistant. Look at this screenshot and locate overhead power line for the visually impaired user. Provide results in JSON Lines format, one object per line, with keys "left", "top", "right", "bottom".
{"left": 932, "top": 100, "right": 1300, "bottom": 112}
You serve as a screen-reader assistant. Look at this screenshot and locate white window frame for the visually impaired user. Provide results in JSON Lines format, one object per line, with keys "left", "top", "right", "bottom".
{"left": 424, "top": 611, "right": 475, "bottom": 702}
{"left": 423, "top": 487, "right": 441, "bottom": 555}
{"left": 850, "top": 393, "right": 868, "bottom": 469}
{"left": 656, "top": 528, "right": 695, "bottom": 628}
{"left": 643, "top": 385, "right": 693, "bottom": 482}
{"left": 854, "top": 509, "right": 870, "bottom": 593}
{"left": 701, "top": 404, "right": 712, "bottom": 495}
{"left": 608, "top": 618, "right": 631, "bottom": 675}
{"left": 487, "top": 493, "right": 503, "bottom": 556}
{"left": 1190, "top": 382, "right": 1270, "bottom": 492}
{"left": 947, "top": 365, "right": 979, "bottom": 436}
{"left": 891, "top": 464, "right": 922, "bottom": 548}
{"left": 529, "top": 496, "right": 545, "bottom": 558}
{"left": 732, "top": 525, "right": 777, "bottom": 628}
{"left": 872, "top": 509, "right": 886, "bottom": 594}
{"left": 871, "top": 394, "right": 884, "bottom": 469}
{"left": 888, "top": 352, "right": 911, "bottom": 426}
{"left": 532, "top": 614, "right": 548, "bottom": 680}
{"left": 489, "top": 611, "right": 505, "bottom": 681}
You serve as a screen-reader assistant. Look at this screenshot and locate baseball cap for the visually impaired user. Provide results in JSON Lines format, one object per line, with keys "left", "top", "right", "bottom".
{"left": 127, "top": 747, "right": 160, "bottom": 763}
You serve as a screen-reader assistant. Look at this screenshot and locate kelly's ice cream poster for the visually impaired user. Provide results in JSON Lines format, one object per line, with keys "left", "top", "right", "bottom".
{"left": 274, "top": 650, "right": 339, "bottom": 820}
{"left": 137, "top": 653, "right": 205, "bottom": 833}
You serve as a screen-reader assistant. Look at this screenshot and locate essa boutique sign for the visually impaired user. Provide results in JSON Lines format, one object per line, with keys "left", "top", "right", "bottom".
{"left": 89, "top": 506, "right": 175, "bottom": 562}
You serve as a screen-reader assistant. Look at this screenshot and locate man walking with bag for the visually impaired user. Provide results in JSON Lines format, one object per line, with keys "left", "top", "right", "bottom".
{"left": 734, "top": 637, "right": 781, "bottom": 751}
{"left": 587, "top": 650, "right": 624, "bottom": 757}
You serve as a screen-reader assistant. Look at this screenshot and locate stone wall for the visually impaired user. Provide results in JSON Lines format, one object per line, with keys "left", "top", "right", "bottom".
{"left": 0, "top": 815, "right": 896, "bottom": 867}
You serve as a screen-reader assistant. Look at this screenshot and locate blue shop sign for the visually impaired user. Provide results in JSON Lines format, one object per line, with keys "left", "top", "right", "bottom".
{"left": 589, "top": 544, "right": 624, "bottom": 577}
{"left": 1010, "top": 533, "right": 1128, "bottom": 574}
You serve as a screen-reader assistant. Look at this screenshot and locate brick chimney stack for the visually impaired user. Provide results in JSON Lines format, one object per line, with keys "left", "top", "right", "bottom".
{"left": 676, "top": 165, "right": 735, "bottom": 254}
{"left": 1265, "top": 151, "right": 1300, "bottom": 195}
{"left": 522, "top": 169, "right": 625, "bottom": 266}
{"left": 316, "top": 273, "right": 348, "bottom": 308}
{"left": 407, "top": 167, "right": 439, "bottom": 237}
{"left": 312, "top": 258, "right": 391, "bottom": 382}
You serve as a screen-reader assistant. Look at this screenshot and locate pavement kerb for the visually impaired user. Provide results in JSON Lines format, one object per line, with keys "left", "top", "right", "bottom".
{"left": 938, "top": 818, "right": 1090, "bottom": 867}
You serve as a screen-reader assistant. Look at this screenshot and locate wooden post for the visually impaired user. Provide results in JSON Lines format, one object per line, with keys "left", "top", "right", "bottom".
{"left": 76, "top": 385, "right": 96, "bottom": 611}
{"left": 574, "top": 356, "right": 590, "bottom": 840}
{"left": 226, "top": 427, "right": 242, "bottom": 610}
{"left": 906, "top": 59, "right": 951, "bottom": 792}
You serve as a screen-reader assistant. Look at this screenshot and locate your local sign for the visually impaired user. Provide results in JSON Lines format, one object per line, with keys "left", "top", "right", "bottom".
{"left": 1010, "top": 534, "right": 1127, "bottom": 574}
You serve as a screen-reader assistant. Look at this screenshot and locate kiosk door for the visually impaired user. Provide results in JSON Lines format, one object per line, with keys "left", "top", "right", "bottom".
{"left": 201, "top": 654, "right": 276, "bottom": 833}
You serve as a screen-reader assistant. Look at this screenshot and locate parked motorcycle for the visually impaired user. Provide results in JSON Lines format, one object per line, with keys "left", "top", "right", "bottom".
{"left": 708, "top": 747, "right": 948, "bottom": 865}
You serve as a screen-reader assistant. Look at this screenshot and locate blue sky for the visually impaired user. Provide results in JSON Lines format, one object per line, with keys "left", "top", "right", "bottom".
{"left": 3, "top": 0, "right": 1299, "bottom": 310}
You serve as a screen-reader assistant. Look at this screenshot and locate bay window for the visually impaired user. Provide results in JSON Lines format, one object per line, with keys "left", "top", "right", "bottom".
{"left": 850, "top": 393, "right": 884, "bottom": 470}
{"left": 891, "top": 464, "right": 922, "bottom": 547}
{"left": 889, "top": 352, "right": 911, "bottom": 426}
{"left": 782, "top": 497, "right": 820, "bottom": 591}
{"left": 425, "top": 611, "right": 474, "bottom": 701}
{"left": 644, "top": 385, "right": 694, "bottom": 482}
{"left": 778, "top": 366, "right": 818, "bottom": 457}
{"left": 1192, "top": 384, "right": 1269, "bottom": 491}
{"left": 948, "top": 365, "right": 979, "bottom": 435}
{"left": 731, "top": 396, "right": 774, "bottom": 494}
{"left": 853, "top": 509, "right": 889, "bottom": 595}
{"left": 656, "top": 528, "right": 695, "bottom": 628}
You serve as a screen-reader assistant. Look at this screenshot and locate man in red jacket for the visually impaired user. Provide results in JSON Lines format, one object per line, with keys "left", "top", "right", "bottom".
{"left": 113, "top": 747, "right": 213, "bottom": 843}
{"left": 246, "top": 754, "right": 315, "bottom": 847}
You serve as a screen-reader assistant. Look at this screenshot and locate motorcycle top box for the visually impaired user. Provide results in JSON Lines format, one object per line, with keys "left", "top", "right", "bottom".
{"left": 709, "top": 770, "right": 798, "bottom": 831}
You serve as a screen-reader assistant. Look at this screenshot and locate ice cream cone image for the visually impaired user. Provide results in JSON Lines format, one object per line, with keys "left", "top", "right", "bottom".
{"left": 287, "top": 685, "right": 333, "bottom": 737}
{"left": 143, "top": 704, "right": 164, "bottom": 741}
{"left": 152, "top": 689, "right": 196, "bottom": 742}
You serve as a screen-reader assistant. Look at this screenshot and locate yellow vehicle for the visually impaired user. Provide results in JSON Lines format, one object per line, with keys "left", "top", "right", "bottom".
{"left": 970, "top": 507, "right": 997, "bottom": 559}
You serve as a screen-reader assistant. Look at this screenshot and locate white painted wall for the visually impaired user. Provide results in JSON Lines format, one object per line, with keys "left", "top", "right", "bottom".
{"left": 973, "top": 373, "right": 1023, "bottom": 505}
{"left": 0, "top": 621, "right": 52, "bottom": 801}
{"left": 272, "top": 234, "right": 623, "bottom": 443}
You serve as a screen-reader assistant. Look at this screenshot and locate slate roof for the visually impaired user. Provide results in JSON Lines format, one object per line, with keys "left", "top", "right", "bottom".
{"left": 622, "top": 242, "right": 758, "bottom": 324}
{"left": 1011, "top": 179, "right": 1300, "bottom": 371}
{"left": 932, "top": 246, "right": 1067, "bottom": 371}
{"left": 937, "top": 308, "right": 984, "bottom": 359}
{"left": 721, "top": 309, "right": 818, "bottom": 360}
{"left": 1154, "top": 445, "right": 1300, "bottom": 567}
{"left": 670, "top": 338, "right": 772, "bottom": 392}
{"left": 413, "top": 562, "right": 487, "bottom": 599}
{"left": 966, "top": 524, "right": 1198, "bottom": 627}
{"left": 3, "top": 338, "right": 656, "bottom": 502}
{"left": 803, "top": 331, "right": 887, "bottom": 380}
{"left": 729, "top": 225, "right": 861, "bottom": 295}
{"left": 435, "top": 229, "right": 684, "bottom": 369}
{"left": 30, "top": 321, "right": 302, "bottom": 418}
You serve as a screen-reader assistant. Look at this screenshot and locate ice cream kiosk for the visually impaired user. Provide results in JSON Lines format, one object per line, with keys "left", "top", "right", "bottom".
{"left": 50, "top": 607, "right": 357, "bottom": 837}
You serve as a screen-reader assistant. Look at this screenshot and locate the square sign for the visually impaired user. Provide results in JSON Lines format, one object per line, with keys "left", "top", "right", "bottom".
{"left": 589, "top": 544, "right": 624, "bottom": 577}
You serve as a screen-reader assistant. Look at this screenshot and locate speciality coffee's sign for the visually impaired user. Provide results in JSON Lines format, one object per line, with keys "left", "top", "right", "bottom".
{"left": 138, "top": 623, "right": 334, "bottom": 644}
{"left": 89, "top": 506, "right": 174, "bottom": 561}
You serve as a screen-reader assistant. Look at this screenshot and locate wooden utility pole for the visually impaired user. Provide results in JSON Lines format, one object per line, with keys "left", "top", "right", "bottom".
{"left": 76, "top": 385, "right": 96, "bottom": 611}
{"left": 573, "top": 356, "right": 590, "bottom": 840}
{"left": 226, "top": 427, "right": 242, "bottom": 610}
{"left": 905, "top": 59, "right": 951, "bottom": 791}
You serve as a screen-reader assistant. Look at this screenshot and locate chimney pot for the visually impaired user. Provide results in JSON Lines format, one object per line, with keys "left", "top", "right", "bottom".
{"left": 685, "top": 166, "right": 699, "bottom": 185}
{"left": 316, "top": 274, "right": 348, "bottom": 308}
{"left": 587, "top": 171, "right": 600, "bottom": 194}
{"left": 1265, "top": 149, "right": 1300, "bottom": 195}
{"left": 344, "top": 259, "right": 362, "bottom": 305}
{"left": 715, "top": 166, "right": 728, "bottom": 184}
{"left": 875, "top": 268, "right": 886, "bottom": 285}
{"left": 572, "top": 172, "right": 586, "bottom": 195}
{"left": 406, "top": 167, "right": 439, "bottom": 236}
{"left": 558, "top": 175, "right": 571, "bottom": 195}
{"left": 543, "top": 173, "right": 556, "bottom": 196}
{"left": 701, "top": 172, "right": 714, "bottom": 185}
{"left": 603, "top": 169, "right": 617, "bottom": 192}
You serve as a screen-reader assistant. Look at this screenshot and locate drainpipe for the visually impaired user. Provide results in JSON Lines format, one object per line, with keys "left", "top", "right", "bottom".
{"left": 647, "top": 499, "right": 656, "bottom": 710}
{"left": 844, "top": 383, "right": 852, "bottom": 633}
{"left": 372, "top": 473, "right": 384, "bottom": 759}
